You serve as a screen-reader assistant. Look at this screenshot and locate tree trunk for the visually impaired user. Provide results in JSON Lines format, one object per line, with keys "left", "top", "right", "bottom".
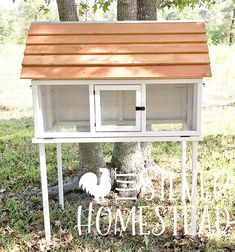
{"left": 56, "top": 0, "right": 79, "bottom": 21}
{"left": 47, "top": 0, "right": 106, "bottom": 197}
{"left": 112, "top": 143, "right": 143, "bottom": 175}
{"left": 117, "top": 0, "right": 137, "bottom": 20}
{"left": 112, "top": 0, "right": 157, "bottom": 195}
{"left": 79, "top": 143, "right": 106, "bottom": 172}
{"left": 229, "top": 7, "right": 235, "bottom": 45}
{"left": 137, "top": 0, "right": 157, "bottom": 20}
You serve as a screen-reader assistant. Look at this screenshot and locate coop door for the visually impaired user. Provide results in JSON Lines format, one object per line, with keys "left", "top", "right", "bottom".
{"left": 95, "top": 85, "right": 141, "bottom": 131}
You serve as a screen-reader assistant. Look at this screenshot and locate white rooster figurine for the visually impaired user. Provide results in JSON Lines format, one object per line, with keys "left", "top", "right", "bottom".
{"left": 79, "top": 168, "right": 111, "bottom": 203}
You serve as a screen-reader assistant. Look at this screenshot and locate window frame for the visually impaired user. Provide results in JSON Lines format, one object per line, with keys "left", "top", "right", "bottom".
{"left": 94, "top": 85, "right": 142, "bottom": 132}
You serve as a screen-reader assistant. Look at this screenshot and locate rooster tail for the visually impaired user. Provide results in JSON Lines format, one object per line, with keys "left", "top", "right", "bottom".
{"left": 78, "top": 172, "right": 98, "bottom": 196}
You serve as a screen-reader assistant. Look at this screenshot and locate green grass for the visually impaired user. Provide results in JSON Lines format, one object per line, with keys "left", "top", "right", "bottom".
{"left": 0, "top": 118, "right": 234, "bottom": 251}
{"left": 0, "top": 44, "right": 235, "bottom": 251}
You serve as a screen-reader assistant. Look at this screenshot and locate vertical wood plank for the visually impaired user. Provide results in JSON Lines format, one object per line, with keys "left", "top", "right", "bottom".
{"left": 94, "top": 86, "right": 102, "bottom": 131}
{"left": 39, "top": 143, "right": 51, "bottom": 242}
{"left": 135, "top": 85, "right": 142, "bottom": 132}
{"left": 54, "top": 86, "right": 60, "bottom": 131}
{"left": 181, "top": 141, "right": 187, "bottom": 204}
{"left": 118, "top": 91, "right": 124, "bottom": 121}
{"left": 141, "top": 83, "right": 146, "bottom": 132}
{"left": 56, "top": 143, "right": 64, "bottom": 209}
{"left": 89, "top": 84, "right": 95, "bottom": 133}
{"left": 33, "top": 85, "right": 44, "bottom": 137}
{"left": 196, "top": 81, "right": 202, "bottom": 133}
{"left": 191, "top": 141, "right": 198, "bottom": 237}
{"left": 45, "top": 86, "right": 53, "bottom": 130}
{"left": 187, "top": 84, "right": 193, "bottom": 130}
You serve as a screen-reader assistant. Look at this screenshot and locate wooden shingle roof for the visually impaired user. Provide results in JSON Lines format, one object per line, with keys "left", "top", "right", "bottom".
{"left": 20, "top": 21, "right": 211, "bottom": 80}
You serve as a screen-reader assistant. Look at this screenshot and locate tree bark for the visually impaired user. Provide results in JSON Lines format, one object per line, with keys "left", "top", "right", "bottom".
{"left": 117, "top": 0, "right": 137, "bottom": 20}
{"left": 112, "top": 142, "right": 143, "bottom": 175}
{"left": 79, "top": 143, "right": 106, "bottom": 172}
{"left": 137, "top": 0, "right": 157, "bottom": 20}
{"left": 229, "top": 7, "right": 235, "bottom": 45}
{"left": 56, "top": 0, "right": 79, "bottom": 21}
{"left": 112, "top": 0, "right": 157, "bottom": 195}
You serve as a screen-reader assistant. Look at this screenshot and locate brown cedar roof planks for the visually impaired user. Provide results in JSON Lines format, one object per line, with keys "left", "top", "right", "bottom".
{"left": 24, "top": 43, "right": 209, "bottom": 55}
{"left": 26, "top": 34, "right": 206, "bottom": 45}
{"left": 21, "top": 21, "right": 212, "bottom": 79}
{"left": 21, "top": 65, "right": 211, "bottom": 79}
{"left": 28, "top": 22, "right": 206, "bottom": 35}
{"left": 23, "top": 54, "right": 210, "bottom": 66}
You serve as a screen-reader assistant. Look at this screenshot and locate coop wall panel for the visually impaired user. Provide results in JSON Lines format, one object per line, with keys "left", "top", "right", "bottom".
{"left": 21, "top": 21, "right": 211, "bottom": 80}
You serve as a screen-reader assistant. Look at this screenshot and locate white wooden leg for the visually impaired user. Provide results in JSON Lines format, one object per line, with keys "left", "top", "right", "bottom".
{"left": 191, "top": 141, "right": 198, "bottom": 237}
{"left": 56, "top": 143, "right": 64, "bottom": 209}
{"left": 181, "top": 141, "right": 187, "bottom": 204}
{"left": 39, "top": 143, "right": 51, "bottom": 243}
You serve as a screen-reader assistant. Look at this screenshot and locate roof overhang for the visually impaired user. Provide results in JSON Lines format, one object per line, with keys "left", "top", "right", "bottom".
{"left": 21, "top": 21, "right": 211, "bottom": 80}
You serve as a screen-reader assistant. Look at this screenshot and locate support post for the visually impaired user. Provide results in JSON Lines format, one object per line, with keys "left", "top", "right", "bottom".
{"left": 181, "top": 141, "right": 187, "bottom": 204}
{"left": 39, "top": 143, "right": 51, "bottom": 243}
{"left": 191, "top": 141, "right": 198, "bottom": 237}
{"left": 57, "top": 143, "right": 64, "bottom": 209}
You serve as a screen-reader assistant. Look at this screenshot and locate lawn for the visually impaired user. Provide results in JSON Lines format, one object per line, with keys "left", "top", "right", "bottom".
{"left": 0, "top": 45, "right": 235, "bottom": 251}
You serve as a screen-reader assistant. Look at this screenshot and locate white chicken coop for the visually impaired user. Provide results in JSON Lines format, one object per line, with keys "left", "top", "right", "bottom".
{"left": 21, "top": 21, "right": 211, "bottom": 242}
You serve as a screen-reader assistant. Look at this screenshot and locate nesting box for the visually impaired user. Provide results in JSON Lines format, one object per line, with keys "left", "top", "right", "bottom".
{"left": 21, "top": 21, "right": 211, "bottom": 142}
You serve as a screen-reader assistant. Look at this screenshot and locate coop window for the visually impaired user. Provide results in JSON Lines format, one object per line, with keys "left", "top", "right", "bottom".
{"left": 146, "top": 84, "right": 197, "bottom": 132}
{"left": 40, "top": 85, "right": 90, "bottom": 133}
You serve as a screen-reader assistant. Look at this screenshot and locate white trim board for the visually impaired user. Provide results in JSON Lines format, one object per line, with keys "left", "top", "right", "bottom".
{"left": 36, "top": 130, "right": 200, "bottom": 138}
{"left": 32, "top": 79, "right": 203, "bottom": 86}
{"left": 32, "top": 136, "right": 202, "bottom": 144}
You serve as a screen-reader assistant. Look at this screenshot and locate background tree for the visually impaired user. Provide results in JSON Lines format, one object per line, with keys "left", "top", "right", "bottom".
{"left": 229, "top": 6, "right": 235, "bottom": 45}
{"left": 4, "top": 0, "right": 57, "bottom": 44}
{"left": 117, "top": 0, "right": 137, "bottom": 20}
{"left": 137, "top": 0, "right": 157, "bottom": 20}
{"left": 111, "top": 0, "right": 157, "bottom": 195}
{"left": 56, "top": 0, "right": 78, "bottom": 21}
